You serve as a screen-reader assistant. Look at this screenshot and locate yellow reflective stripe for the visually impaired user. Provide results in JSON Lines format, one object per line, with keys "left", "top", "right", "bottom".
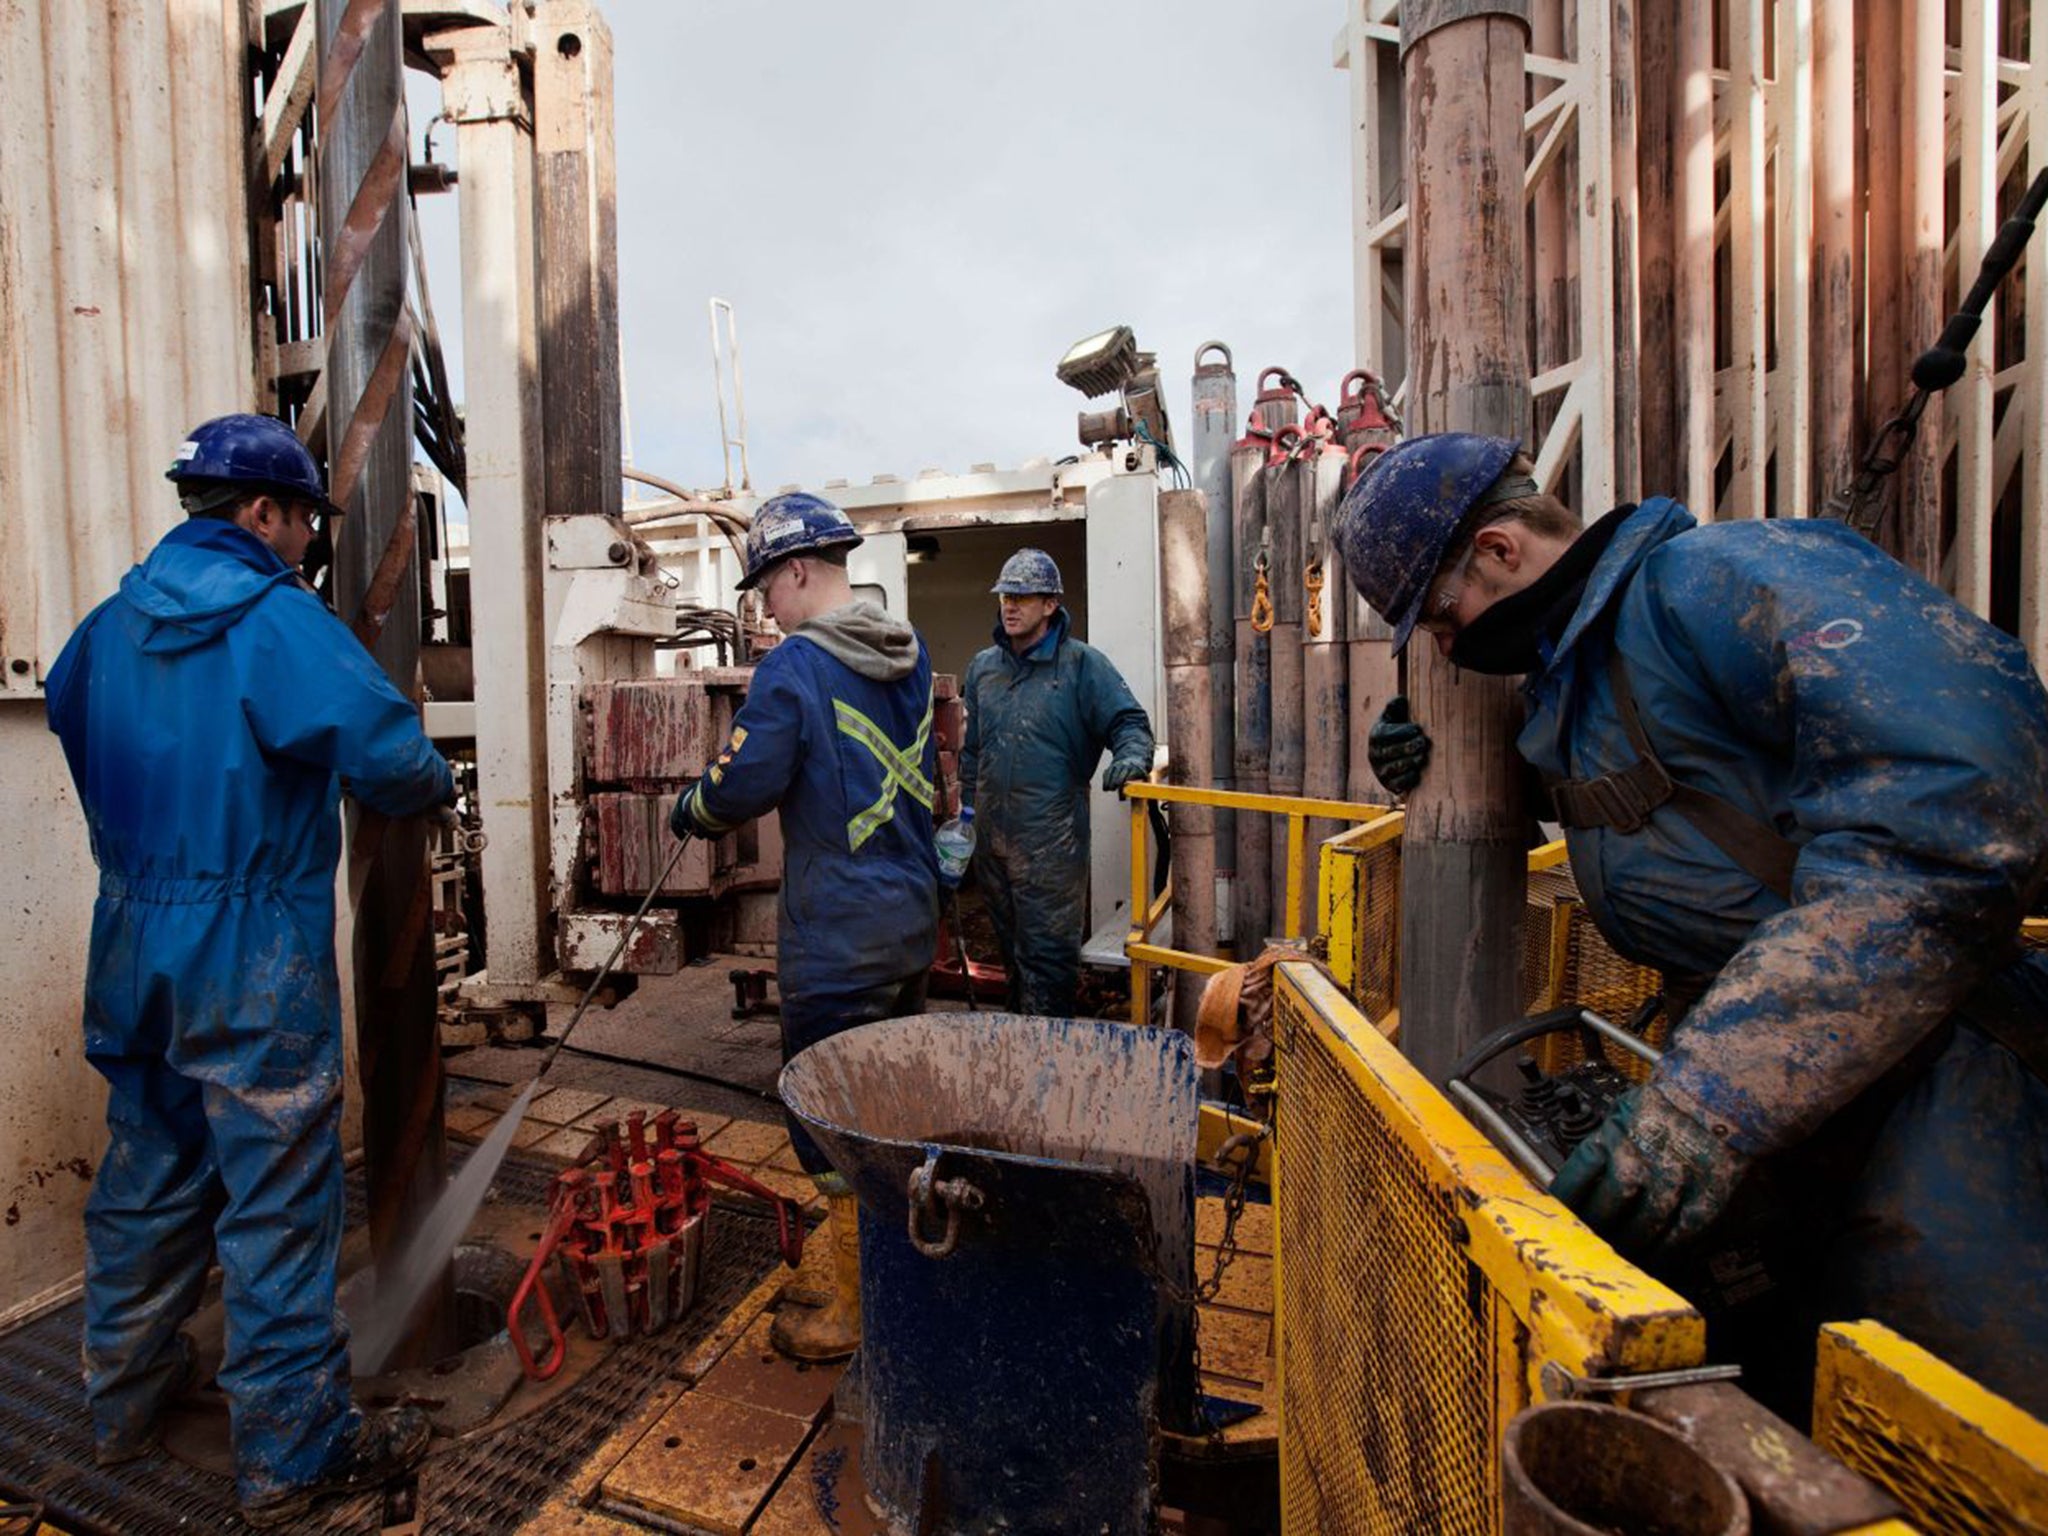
{"left": 834, "top": 694, "right": 935, "bottom": 849}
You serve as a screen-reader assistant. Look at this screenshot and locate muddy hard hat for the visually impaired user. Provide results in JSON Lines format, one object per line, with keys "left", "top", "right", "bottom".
{"left": 737, "top": 492, "right": 863, "bottom": 590}
{"left": 1330, "top": 431, "right": 1521, "bottom": 653}
{"left": 991, "top": 548, "right": 1063, "bottom": 597}
{"left": 167, "top": 413, "right": 345, "bottom": 518}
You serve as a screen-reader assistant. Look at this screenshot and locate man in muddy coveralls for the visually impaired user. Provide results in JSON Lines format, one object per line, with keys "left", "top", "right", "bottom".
{"left": 1334, "top": 432, "right": 2048, "bottom": 1417}
{"left": 957, "top": 548, "right": 1154, "bottom": 1018}
{"left": 45, "top": 415, "right": 453, "bottom": 1525}
{"left": 670, "top": 492, "right": 939, "bottom": 1363}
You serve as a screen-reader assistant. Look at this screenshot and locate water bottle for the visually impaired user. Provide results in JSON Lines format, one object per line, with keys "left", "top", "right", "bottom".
{"left": 936, "top": 807, "right": 977, "bottom": 886}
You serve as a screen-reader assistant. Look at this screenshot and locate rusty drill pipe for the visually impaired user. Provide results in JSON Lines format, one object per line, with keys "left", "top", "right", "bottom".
{"left": 1264, "top": 447, "right": 1306, "bottom": 937}
{"left": 1302, "top": 441, "right": 1352, "bottom": 926}
{"left": 1230, "top": 430, "right": 1272, "bottom": 954}
{"left": 1159, "top": 490, "right": 1217, "bottom": 1033}
{"left": 1502, "top": 1401, "right": 1749, "bottom": 1536}
{"left": 318, "top": 0, "right": 455, "bottom": 1365}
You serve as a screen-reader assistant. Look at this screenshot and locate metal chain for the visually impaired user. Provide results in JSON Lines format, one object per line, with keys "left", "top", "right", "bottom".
{"left": 1138, "top": 1124, "right": 1272, "bottom": 1447}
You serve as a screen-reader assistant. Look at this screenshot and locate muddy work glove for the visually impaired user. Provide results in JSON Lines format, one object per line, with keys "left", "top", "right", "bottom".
{"left": 1550, "top": 1083, "right": 1751, "bottom": 1259}
{"left": 1101, "top": 757, "right": 1149, "bottom": 793}
{"left": 1367, "top": 695, "right": 1431, "bottom": 797}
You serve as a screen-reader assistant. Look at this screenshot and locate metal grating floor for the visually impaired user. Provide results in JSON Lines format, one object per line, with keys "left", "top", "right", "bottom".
{"left": 0, "top": 1151, "right": 785, "bottom": 1535}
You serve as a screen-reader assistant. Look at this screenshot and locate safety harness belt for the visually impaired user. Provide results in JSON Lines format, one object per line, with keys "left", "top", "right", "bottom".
{"left": 1548, "top": 647, "right": 1800, "bottom": 901}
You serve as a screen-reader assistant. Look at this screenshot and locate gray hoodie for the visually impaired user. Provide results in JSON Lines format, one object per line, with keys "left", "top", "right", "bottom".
{"left": 794, "top": 599, "right": 920, "bottom": 682}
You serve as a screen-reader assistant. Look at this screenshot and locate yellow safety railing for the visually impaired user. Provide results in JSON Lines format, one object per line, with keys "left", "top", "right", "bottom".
{"left": 1121, "top": 780, "right": 1388, "bottom": 1026}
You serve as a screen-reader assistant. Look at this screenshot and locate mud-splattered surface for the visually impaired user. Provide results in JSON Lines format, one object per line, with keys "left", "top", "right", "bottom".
{"left": 0, "top": 1151, "right": 785, "bottom": 1534}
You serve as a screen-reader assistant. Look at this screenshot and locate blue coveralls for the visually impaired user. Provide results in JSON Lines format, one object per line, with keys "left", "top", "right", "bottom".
{"left": 675, "top": 617, "right": 940, "bottom": 1174}
{"left": 958, "top": 608, "right": 1154, "bottom": 1017}
{"left": 1523, "top": 499, "right": 2048, "bottom": 1414}
{"left": 44, "top": 520, "right": 452, "bottom": 1498}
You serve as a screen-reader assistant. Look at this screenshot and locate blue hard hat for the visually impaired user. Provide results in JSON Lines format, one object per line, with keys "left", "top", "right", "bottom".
{"left": 737, "top": 492, "right": 863, "bottom": 590}
{"left": 991, "top": 548, "right": 1063, "bottom": 596}
{"left": 166, "top": 413, "right": 343, "bottom": 517}
{"left": 1331, "top": 432, "right": 1520, "bottom": 652}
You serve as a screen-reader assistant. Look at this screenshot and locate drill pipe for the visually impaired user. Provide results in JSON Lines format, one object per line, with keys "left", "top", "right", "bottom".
{"left": 1159, "top": 490, "right": 1216, "bottom": 1033}
{"left": 1230, "top": 430, "right": 1272, "bottom": 954}
{"left": 1264, "top": 445, "right": 1306, "bottom": 938}
{"left": 1190, "top": 344, "right": 1238, "bottom": 945}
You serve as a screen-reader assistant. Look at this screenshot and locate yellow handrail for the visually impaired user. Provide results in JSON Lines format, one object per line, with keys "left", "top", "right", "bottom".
{"left": 1122, "top": 779, "right": 1388, "bottom": 1025}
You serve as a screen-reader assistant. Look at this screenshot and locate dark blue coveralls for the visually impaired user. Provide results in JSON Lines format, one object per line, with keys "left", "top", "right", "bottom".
{"left": 958, "top": 607, "right": 1154, "bottom": 1017}
{"left": 45, "top": 520, "right": 452, "bottom": 1499}
{"left": 674, "top": 620, "right": 940, "bottom": 1173}
{"left": 1524, "top": 498, "right": 2048, "bottom": 1415}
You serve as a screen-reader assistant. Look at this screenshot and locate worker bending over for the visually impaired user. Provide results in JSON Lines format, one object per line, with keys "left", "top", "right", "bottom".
{"left": 1335, "top": 433, "right": 2048, "bottom": 1416}
{"left": 670, "top": 493, "right": 939, "bottom": 1362}
{"left": 957, "top": 548, "right": 1153, "bottom": 1017}
{"left": 46, "top": 415, "right": 453, "bottom": 1525}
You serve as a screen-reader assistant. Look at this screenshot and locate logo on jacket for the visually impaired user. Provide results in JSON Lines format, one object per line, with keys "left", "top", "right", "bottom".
{"left": 1787, "top": 618, "right": 1864, "bottom": 655}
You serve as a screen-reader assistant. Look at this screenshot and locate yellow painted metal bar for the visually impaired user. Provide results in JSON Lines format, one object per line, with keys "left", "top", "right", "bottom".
{"left": 1130, "top": 796, "right": 1150, "bottom": 1026}
{"left": 2025, "top": 915, "right": 2048, "bottom": 946}
{"left": 1544, "top": 896, "right": 1576, "bottom": 1011}
{"left": 1127, "top": 942, "right": 1233, "bottom": 977}
{"left": 1124, "top": 780, "right": 1385, "bottom": 822}
{"left": 1276, "top": 963, "right": 1701, "bottom": 1373}
{"left": 1283, "top": 814, "right": 1307, "bottom": 939}
{"left": 1196, "top": 1101, "right": 1274, "bottom": 1183}
{"left": 1815, "top": 1319, "right": 2048, "bottom": 1531}
{"left": 1528, "top": 837, "right": 1570, "bottom": 871}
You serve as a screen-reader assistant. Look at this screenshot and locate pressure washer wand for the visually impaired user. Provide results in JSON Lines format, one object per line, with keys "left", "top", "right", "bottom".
{"left": 537, "top": 835, "right": 690, "bottom": 1082}
{"left": 1829, "top": 164, "right": 2048, "bottom": 539}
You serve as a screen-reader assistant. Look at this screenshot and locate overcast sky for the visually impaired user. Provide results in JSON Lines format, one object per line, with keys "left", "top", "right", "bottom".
{"left": 418, "top": 1, "right": 1358, "bottom": 500}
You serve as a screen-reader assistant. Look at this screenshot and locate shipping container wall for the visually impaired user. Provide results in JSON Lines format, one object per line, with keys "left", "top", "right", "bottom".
{"left": 0, "top": 0, "right": 253, "bottom": 1321}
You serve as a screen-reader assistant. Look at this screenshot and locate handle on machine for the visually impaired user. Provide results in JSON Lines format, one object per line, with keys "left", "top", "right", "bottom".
{"left": 699, "top": 1159, "right": 807, "bottom": 1268}
{"left": 508, "top": 1192, "right": 578, "bottom": 1381}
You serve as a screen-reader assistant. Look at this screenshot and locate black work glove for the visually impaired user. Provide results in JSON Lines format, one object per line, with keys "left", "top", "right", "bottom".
{"left": 1102, "top": 758, "right": 1149, "bottom": 793}
{"left": 1367, "top": 695, "right": 1431, "bottom": 797}
{"left": 668, "top": 787, "right": 699, "bottom": 842}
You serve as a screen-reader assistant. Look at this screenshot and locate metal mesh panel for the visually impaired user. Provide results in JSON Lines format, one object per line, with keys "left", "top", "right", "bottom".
{"left": 1272, "top": 966, "right": 1703, "bottom": 1535}
{"left": 1522, "top": 865, "right": 1664, "bottom": 1080}
{"left": 1275, "top": 989, "right": 1504, "bottom": 1533}
{"left": 1349, "top": 836, "right": 1403, "bottom": 1022}
{"left": 1813, "top": 1320, "right": 2048, "bottom": 1536}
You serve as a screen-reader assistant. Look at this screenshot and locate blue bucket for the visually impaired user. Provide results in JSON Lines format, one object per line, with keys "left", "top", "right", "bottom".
{"left": 781, "top": 1011, "right": 1198, "bottom": 1535}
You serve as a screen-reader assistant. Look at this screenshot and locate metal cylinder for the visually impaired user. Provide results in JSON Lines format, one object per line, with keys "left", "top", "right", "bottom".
{"left": 1160, "top": 491, "right": 1216, "bottom": 1033}
{"left": 784, "top": 1014, "right": 1199, "bottom": 1536}
{"left": 1230, "top": 428, "right": 1272, "bottom": 954}
{"left": 1190, "top": 343, "right": 1238, "bottom": 947}
{"left": 1337, "top": 377, "right": 1403, "bottom": 806}
{"left": 317, "top": 0, "right": 455, "bottom": 1364}
{"left": 1302, "top": 441, "right": 1351, "bottom": 914}
{"left": 1264, "top": 438, "right": 1306, "bottom": 938}
{"left": 1503, "top": 1402, "right": 1750, "bottom": 1536}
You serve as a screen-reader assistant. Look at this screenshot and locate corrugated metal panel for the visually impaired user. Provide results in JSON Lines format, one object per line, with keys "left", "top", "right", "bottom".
{"left": 0, "top": 0, "right": 254, "bottom": 693}
{"left": 0, "top": 0, "right": 252, "bottom": 1319}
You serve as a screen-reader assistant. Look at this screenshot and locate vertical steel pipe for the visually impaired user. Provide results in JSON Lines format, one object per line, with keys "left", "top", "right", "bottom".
{"left": 1398, "top": 0, "right": 1533, "bottom": 1085}
{"left": 1264, "top": 437, "right": 1306, "bottom": 938}
{"left": 1302, "top": 438, "right": 1351, "bottom": 916}
{"left": 1338, "top": 376, "right": 1401, "bottom": 807}
{"left": 317, "top": 0, "right": 455, "bottom": 1362}
{"left": 1190, "top": 343, "right": 1238, "bottom": 947}
{"left": 1230, "top": 424, "right": 1272, "bottom": 954}
{"left": 1159, "top": 490, "right": 1216, "bottom": 1033}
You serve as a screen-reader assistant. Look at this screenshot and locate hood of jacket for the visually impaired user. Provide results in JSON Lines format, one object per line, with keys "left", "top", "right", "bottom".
{"left": 795, "top": 598, "right": 921, "bottom": 681}
{"left": 116, "top": 520, "right": 298, "bottom": 656}
{"left": 986, "top": 602, "right": 1071, "bottom": 664}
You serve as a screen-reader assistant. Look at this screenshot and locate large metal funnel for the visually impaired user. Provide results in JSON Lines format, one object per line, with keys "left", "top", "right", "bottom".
{"left": 781, "top": 1012, "right": 1199, "bottom": 1536}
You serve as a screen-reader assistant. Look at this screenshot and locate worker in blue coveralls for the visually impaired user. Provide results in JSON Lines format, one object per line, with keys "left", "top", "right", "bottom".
{"left": 44, "top": 415, "right": 453, "bottom": 1526}
{"left": 670, "top": 492, "right": 939, "bottom": 1364}
{"left": 958, "top": 549, "right": 1155, "bottom": 1018}
{"left": 1334, "top": 431, "right": 2048, "bottom": 1419}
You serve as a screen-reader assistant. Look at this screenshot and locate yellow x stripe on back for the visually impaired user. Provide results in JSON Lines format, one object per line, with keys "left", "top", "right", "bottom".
{"left": 835, "top": 694, "right": 935, "bottom": 850}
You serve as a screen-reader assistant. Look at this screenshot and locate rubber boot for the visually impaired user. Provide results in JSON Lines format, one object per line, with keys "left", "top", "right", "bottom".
{"left": 771, "top": 1193, "right": 861, "bottom": 1362}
